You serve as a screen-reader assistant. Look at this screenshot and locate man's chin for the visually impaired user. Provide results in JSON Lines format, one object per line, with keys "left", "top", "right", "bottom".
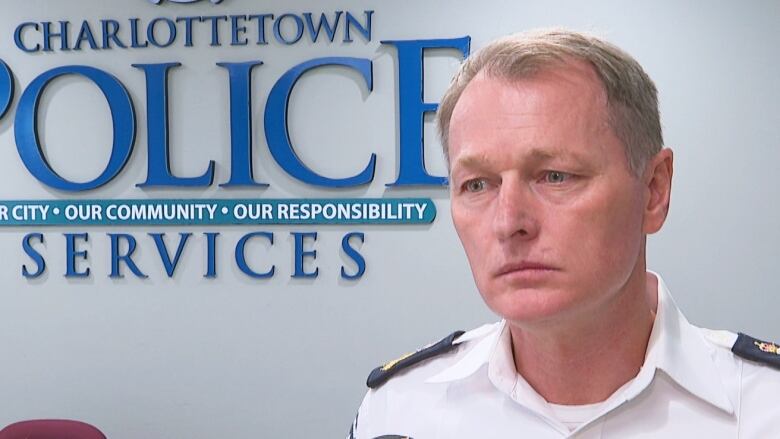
{"left": 481, "top": 287, "right": 583, "bottom": 325}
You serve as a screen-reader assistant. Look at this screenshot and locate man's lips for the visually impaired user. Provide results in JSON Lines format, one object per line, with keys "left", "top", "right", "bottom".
{"left": 495, "top": 261, "right": 559, "bottom": 277}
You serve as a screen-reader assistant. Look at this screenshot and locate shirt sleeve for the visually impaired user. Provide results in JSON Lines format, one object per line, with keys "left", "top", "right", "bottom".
{"left": 346, "top": 411, "right": 358, "bottom": 439}
{"left": 347, "top": 390, "right": 373, "bottom": 439}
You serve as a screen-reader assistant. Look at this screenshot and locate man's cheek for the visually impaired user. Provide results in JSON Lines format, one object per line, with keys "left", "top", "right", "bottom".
{"left": 463, "top": 243, "right": 488, "bottom": 279}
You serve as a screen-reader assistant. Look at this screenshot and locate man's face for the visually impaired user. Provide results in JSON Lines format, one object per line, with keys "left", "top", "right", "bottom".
{"left": 448, "top": 62, "right": 649, "bottom": 326}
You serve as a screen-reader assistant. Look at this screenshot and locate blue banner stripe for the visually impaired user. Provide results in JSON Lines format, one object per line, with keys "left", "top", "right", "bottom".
{"left": 0, "top": 198, "right": 436, "bottom": 226}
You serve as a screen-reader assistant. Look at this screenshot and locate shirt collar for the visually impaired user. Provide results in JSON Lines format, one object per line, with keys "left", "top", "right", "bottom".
{"left": 426, "top": 272, "right": 735, "bottom": 415}
{"left": 425, "top": 321, "right": 502, "bottom": 384}
{"left": 637, "top": 272, "right": 735, "bottom": 414}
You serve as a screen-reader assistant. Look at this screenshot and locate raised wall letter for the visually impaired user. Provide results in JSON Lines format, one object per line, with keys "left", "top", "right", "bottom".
{"left": 15, "top": 66, "right": 136, "bottom": 191}
{"left": 381, "top": 37, "right": 470, "bottom": 186}
{"left": 109, "top": 233, "right": 148, "bottom": 278}
{"left": 22, "top": 233, "right": 46, "bottom": 278}
{"left": 0, "top": 59, "right": 14, "bottom": 119}
{"left": 235, "top": 231, "right": 275, "bottom": 278}
{"left": 133, "top": 62, "right": 215, "bottom": 187}
{"left": 217, "top": 61, "right": 268, "bottom": 187}
{"left": 264, "top": 57, "right": 376, "bottom": 187}
{"left": 65, "top": 232, "right": 90, "bottom": 277}
{"left": 150, "top": 232, "right": 191, "bottom": 277}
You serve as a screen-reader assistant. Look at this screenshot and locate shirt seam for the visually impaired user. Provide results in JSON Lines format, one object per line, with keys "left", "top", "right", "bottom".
{"left": 736, "top": 358, "right": 743, "bottom": 439}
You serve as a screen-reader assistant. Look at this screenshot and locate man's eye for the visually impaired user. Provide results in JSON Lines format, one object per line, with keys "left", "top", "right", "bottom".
{"left": 543, "top": 171, "right": 571, "bottom": 184}
{"left": 463, "top": 179, "right": 487, "bottom": 193}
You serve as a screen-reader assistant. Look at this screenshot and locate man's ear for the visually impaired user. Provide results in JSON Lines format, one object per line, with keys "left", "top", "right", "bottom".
{"left": 642, "top": 148, "right": 674, "bottom": 234}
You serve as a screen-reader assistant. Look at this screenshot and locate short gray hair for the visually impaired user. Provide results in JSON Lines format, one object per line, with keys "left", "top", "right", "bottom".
{"left": 437, "top": 28, "right": 663, "bottom": 175}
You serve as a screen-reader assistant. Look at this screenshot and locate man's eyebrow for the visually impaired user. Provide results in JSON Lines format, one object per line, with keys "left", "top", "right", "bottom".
{"left": 451, "top": 148, "right": 587, "bottom": 170}
{"left": 451, "top": 153, "right": 490, "bottom": 170}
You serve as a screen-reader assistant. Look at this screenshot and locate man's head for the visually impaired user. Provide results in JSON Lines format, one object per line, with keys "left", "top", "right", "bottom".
{"left": 440, "top": 29, "right": 673, "bottom": 327}
{"left": 439, "top": 29, "right": 663, "bottom": 175}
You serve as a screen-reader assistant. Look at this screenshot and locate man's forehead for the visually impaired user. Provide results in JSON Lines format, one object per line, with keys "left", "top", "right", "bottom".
{"left": 456, "top": 60, "right": 608, "bottom": 113}
{"left": 447, "top": 61, "right": 615, "bottom": 171}
{"left": 454, "top": 75, "right": 607, "bottom": 152}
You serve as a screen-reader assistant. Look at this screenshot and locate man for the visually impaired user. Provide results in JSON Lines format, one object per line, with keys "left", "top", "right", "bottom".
{"left": 349, "top": 29, "right": 780, "bottom": 438}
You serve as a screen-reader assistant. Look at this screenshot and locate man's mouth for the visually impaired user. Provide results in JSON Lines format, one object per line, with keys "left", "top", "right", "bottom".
{"left": 495, "top": 261, "right": 559, "bottom": 280}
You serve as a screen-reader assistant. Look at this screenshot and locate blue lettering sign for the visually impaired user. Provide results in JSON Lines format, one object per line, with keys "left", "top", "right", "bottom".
{"left": 303, "top": 12, "right": 342, "bottom": 43}
{"left": 133, "top": 62, "right": 215, "bottom": 187}
{"left": 22, "top": 232, "right": 46, "bottom": 278}
{"left": 235, "top": 231, "right": 275, "bottom": 278}
{"left": 15, "top": 65, "right": 136, "bottom": 191}
{"left": 130, "top": 18, "right": 149, "bottom": 48}
{"left": 74, "top": 21, "right": 99, "bottom": 51}
{"left": 42, "top": 21, "right": 70, "bottom": 52}
{"left": 150, "top": 232, "right": 191, "bottom": 277}
{"left": 340, "top": 232, "right": 365, "bottom": 280}
{"left": 14, "top": 22, "right": 41, "bottom": 53}
{"left": 147, "top": 17, "right": 178, "bottom": 48}
{"left": 292, "top": 231, "right": 318, "bottom": 278}
{"left": 175, "top": 16, "right": 199, "bottom": 47}
{"left": 344, "top": 11, "right": 373, "bottom": 42}
{"left": 273, "top": 14, "right": 305, "bottom": 45}
{"left": 205, "top": 232, "right": 219, "bottom": 278}
{"left": 201, "top": 15, "right": 228, "bottom": 46}
{"left": 382, "top": 37, "right": 470, "bottom": 186}
{"left": 264, "top": 57, "right": 376, "bottom": 187}
{"left": 109, "top": 233, "right": 148, "bottom": 278}
{"left": 0, "top": 59, "right": 14, "bottom": 119}
{"left": 230, "top": 15, "right": 249, "bottom": 46}
{"left": 65, "top": 232, "right": 90, "bottom": 277}
{"left": 248, "top": 14, "right": 273, "bottom": 45}
{"left": 20, "top": 231, "right": 368, "bottom": 280}
{"left": 101, "top": 19, "right": 127, "bottom": 49}
{"left": 217, "top": 61, "right": 268, "bottom": 187}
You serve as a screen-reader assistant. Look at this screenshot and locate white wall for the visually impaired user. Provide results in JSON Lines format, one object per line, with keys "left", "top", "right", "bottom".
{"left": 0, "top": 1, "right": 777, "bottom": 438}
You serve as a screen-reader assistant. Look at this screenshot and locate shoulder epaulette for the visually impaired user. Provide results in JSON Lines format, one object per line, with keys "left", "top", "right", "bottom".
{"left": 731, "top": 332, "right": 780, "bottom": 370}
{"left": 366, "top": 330, "right": 464, "bottom": 389}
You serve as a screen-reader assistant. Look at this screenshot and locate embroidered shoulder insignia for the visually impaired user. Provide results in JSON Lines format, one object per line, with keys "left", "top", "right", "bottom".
{"left": 366, "top": 330, "right": 464, "bottom": 389}
{"left": 731, "top": 333, "right": 780, "bottom": 369}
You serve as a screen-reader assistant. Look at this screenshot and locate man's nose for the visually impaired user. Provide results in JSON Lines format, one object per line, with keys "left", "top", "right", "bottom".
{"left": 492, "top": 178, "right": 540, "bottom": 241}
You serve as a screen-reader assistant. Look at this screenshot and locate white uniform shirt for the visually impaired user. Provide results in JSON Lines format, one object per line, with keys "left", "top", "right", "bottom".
{"left": 350, "top": 274, "right": 780, "bottom": 438}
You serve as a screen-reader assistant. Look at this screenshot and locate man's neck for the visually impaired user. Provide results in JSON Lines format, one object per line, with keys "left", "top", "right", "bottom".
{"left": 509, "top": 270, "right": 658, "bottom": 405}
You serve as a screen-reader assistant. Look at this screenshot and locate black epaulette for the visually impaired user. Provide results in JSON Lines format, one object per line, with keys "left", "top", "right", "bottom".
{"left": 366, "top": 330, "right": 464, "bottom": 389}
{"left": 731, "top": 333, "right": 780, "bottom": 370}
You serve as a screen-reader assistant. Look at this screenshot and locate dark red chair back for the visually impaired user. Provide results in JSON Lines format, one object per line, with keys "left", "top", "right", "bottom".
{"left": 0, "top": 420, "right": 107, "bottom": 439}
